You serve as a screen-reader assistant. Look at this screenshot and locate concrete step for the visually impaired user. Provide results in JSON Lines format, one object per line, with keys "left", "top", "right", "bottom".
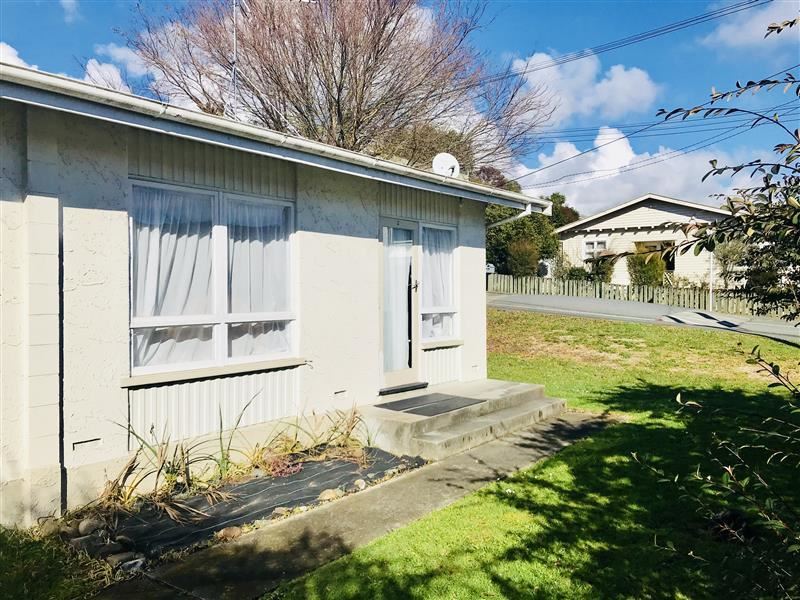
{"left": 409, "top": 396, "right": 566, "bottom": 461}
{"left": 412, "top": 382, "right": 547, "bottom": 435}
{"left": 361, "top": 380, "right": 549, "bottom": 457}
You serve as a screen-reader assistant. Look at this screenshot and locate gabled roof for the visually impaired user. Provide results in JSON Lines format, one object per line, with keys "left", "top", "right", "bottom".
{"left": 0, "top": 62, "right": 549, "bottom": 213}
{"left": 554, "top": 193, "right": 730, "bottom": 234}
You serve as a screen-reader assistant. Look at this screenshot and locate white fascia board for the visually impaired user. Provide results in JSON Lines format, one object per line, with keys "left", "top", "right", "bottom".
{"left": 554, "top": 193, "right": 730, "bottom": 235}
{"left": 0, "top": 74, "right": 545, "bottom": 212}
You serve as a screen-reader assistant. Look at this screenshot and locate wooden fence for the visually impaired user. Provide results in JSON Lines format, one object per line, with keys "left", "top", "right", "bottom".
{"left": 487, "top": 274, "right": 780, "bottom": 318}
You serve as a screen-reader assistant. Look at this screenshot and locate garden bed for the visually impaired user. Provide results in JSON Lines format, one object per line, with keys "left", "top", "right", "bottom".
{"left": 61, "top": 447, "right": 424, "bottom": 568}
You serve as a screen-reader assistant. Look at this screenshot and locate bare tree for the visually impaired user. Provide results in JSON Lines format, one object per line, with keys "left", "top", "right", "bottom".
{"left": 125, "top": 0, "right": 552, "bottom": 169}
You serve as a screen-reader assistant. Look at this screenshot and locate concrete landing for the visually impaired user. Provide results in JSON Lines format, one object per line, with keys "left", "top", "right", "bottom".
{"left": 361, "top": 378, "right": 566, "bottom": 460}
{"left": 94, "top": 412, "right": 608, "bottom": 600}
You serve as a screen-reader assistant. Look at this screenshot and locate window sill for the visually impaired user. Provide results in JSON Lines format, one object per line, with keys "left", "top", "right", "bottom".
{"left": 421, "top": 339, "right": 464, "bottom": 351}
{"left": 121, "top": 357, "right": 308, "bottom": 389}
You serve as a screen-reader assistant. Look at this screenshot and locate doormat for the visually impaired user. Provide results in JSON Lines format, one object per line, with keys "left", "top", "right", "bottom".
{"left": 112, "top": 447, "right": 424, "bottom": 558}
{"left": 377, "top": 393, "right": 485, "bottom": 416}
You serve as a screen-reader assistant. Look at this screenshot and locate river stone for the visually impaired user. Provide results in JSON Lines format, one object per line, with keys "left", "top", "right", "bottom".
{"left": 216, "top": 526, "right": 242, "bottom": 541}
{"left": 96, "top": 541, "right": 124, "bottom": 558}
{"left": 114, "top": 535, "right": 135, "bottom": 549}
{"left": 353, "top": 479, "right": 367, "bottom": 491}
{"left": 59, "top": 520, "right": 81, "bottom": 539}
{"left": 272, "top": 506, "right": 291, "bottom": 517}
{"left": 78, "top": 517, "right": 104, "bottom": 536}
{"left": 106, "top": 551, "right": 138, "bottom": 567}
{"left": 38, "top": 517, "right": 61, "bottom": 537}
{"left": 118, "top": 557, "right": 147, "bottom": 573}
{"left": 69, "top": 533, "right": 106, "bottom": 555}
{"left": 318, "top": 488, "right": 345, "bottom": 502}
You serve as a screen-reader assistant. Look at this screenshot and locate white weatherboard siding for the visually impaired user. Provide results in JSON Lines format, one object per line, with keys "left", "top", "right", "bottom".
{"left": 559, "top": 197, "right": 725, "bottom": 286}
{"left": 0, "top": 100, "right": 490, "bottom": 524}
{"left": 421, "top": 346, "right": 463, "bottom": 385}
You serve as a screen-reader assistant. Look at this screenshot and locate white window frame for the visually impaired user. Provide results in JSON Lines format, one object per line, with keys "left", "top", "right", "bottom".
{"left": 584, "top": 239, "right": 607, "bottom": 260}
{"left": 128, "top": 180, "right": 296, "bottom": 376}
{"left": 419, "top": 222, "right": 459, "bottom": 342}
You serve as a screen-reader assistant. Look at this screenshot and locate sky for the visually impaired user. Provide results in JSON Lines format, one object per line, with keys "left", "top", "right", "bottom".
{"left": 1, "top": 0, "right": 798, "bottom": 216}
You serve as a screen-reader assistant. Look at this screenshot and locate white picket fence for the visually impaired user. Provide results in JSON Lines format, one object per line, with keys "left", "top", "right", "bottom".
{"left": 487, "top": 274, "right": 784, "bottom": 318}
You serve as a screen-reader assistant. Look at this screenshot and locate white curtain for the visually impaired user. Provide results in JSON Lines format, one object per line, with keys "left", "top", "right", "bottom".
{"left": 228, "top": 201, "right": 290, "bottom": 314}
{"left": 384, "top": 227, "right": 413, "bottom": 371}
{"left": 228, "top": 321, "right": 290, "bottom": 358}
{"left": 422, "top": 227, "right": 454, "bottom": 339}
{"left": 131, "top": 186, "right": 213, "bottom": 367}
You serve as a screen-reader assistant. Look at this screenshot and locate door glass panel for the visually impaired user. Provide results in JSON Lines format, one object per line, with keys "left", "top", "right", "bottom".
{"left": 383, "top": 227, "right": 413, "bottom": 372}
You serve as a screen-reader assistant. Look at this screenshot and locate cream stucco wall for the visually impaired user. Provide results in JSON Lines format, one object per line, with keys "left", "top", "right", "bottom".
{"left": 0, "top": 101, "right": 488, "bottom": 525}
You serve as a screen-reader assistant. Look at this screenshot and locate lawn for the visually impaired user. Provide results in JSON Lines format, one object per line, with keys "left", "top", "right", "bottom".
{"left": 0, "top": 526, "right": 112, "bottom": 599}
{"left": 274, "top": 309, "right": 799, "bottom": 599}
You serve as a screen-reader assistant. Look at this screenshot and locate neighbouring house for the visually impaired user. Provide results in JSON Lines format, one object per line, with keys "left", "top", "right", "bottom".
{"left": 0, "top": 64, "right": 552, "bottom": 525}
{"left": 555, "top": 194, "right": 730, "bottom": 286}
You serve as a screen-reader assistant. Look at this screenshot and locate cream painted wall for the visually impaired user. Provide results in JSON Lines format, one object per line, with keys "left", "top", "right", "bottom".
{"left": 561, "top": 229, "right": 717, "bottom": 286}
{"left": 0, "top": 101, "right": 489, "bottom": 524}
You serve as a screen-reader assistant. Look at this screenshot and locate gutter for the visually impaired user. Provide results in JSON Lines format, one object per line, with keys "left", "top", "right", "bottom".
{"left": 486, "top": 201, "right": 551, "bottom": 229}
{"left": 0, "top": 63, "right": 550, "bottom": 213}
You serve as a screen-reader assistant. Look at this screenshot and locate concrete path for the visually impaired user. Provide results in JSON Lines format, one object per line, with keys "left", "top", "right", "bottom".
{"left": 488, "top": 293, "right": 799, "bottom": 344}
{"left": 94, "top": 412, "right": 608, "bottom": 600}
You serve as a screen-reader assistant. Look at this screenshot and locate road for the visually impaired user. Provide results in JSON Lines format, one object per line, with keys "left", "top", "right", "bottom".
{"left": 487, "top": 293, "right": 800, "bottom": 345}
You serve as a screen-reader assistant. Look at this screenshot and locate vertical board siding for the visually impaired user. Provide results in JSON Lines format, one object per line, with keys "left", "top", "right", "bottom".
{"left": 486, "top": 274, "right": 785, "bottom": 318}
{"left": 128, "top": 368, "right": 299, "bottom": 443}
{"left": 422, "top": 347, "right": 462, "bottom": 385}
{"left": 128, "top": 129, "right": 296, "bottom": 199}
{"left": 380, "top": 182, "right": 458, "bottom": 224}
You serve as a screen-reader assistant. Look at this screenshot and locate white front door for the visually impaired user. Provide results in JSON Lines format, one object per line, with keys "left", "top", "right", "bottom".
{"left": 381, "top": 220, "right": 420, "bottom": 388}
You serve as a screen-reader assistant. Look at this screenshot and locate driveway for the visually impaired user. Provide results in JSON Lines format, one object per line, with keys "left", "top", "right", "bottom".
{"left": 488, "top": 293, "right": 800, "bottom": 345}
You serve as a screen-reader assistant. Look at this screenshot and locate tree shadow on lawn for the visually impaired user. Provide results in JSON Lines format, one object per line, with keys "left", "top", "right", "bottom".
{"left": 483, "top": 379, "right": 793, "bottom": 599}
{"left": 277, "top": 380, "right": 791, "bottom": 599}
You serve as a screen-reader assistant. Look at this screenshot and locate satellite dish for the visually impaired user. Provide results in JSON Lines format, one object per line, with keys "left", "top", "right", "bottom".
{"left": 432, "top": 153, "right": 460, "bottom": 178}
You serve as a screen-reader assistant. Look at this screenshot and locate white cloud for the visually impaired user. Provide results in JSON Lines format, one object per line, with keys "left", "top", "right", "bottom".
{"left": 511, "top": 127, "right": 762, "bottom": 215}
{"left": 0, "top": 42, "right": 37, "bottom": 69}
{"left": 94, "top": 43, "right": 151, "bottom": 78}
{"left": 59, "top": 0, "right": 79, "bottom": 23}
{"left": 701, "top": 1, "right": 799, "bottom": 49}
{"left": 513, "top": 52, "right": 660, "bottom": 125}
{"left": 83, "top": 59, "right": 131, "bottom": 92}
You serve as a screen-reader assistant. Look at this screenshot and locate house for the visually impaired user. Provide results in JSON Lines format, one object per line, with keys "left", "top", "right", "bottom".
{"left": 0, "top": 64, "right": 552, "bottom": 525}
{"left": 555, "top": 194, "right": 730, "bottom": 286}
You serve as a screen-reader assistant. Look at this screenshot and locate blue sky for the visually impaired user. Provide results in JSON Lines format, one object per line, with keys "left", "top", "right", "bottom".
{"left": 1, "top": 0, "right": 798, "bottom": 214}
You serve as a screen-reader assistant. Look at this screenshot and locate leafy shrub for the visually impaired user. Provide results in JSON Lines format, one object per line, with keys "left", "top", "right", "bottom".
{"left": 565, "top": 266, "right": 590, "bottom": 281}
{"left": 506, "top": 239, "right": 540, "bottom": 277}
{"left": 589, "top": 257, "right": 614, "bottom": 283}
{"left": 627, "top": 253, "right": 666, "bottom": 286}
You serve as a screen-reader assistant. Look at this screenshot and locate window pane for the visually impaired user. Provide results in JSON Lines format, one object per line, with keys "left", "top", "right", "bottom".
{"left": 131, "top": 186, "right": 213, "bottom": 318}
{"left": 132, "top": 326, "right": 214, "bottom": 368}
{"left": 422, "top": 228, "right": 454, "bottom": 310}
{"left": 422, "top": 313, "right": 454, "bottom": 340}
{"left": 596, "top": 241, "right": 607, "bottom": 250}
{"left": 228, "top": 201, "right": 290, "bottom": 314}
{"left": 228, "top": 321, "right": 290, "bottom": 358}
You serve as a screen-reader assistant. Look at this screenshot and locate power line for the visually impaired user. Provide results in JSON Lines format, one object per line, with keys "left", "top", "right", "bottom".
{"left": 537, "top": 104, "right": 797, "bottom": 136}
{"left": 505, "top": 64, "right": 800, "bottom": 185}
{"left": 462, "top": 0, "right": 771, "bottom": 91}
{"left": 523, "top": 106, "right": 796, "bottom": 190}
{"left": 536, "top": 113, "right": 800, "bottom": 144}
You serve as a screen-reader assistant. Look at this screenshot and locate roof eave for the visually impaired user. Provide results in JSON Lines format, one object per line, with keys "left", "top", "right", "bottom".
{"left": 554, "top": 193, "right": 730, "bottom": 234}
{"left": 0, "top": 63, "right": 549, "bottom": 213}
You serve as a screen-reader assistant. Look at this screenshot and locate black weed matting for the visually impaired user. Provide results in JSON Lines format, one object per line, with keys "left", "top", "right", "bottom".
{"left": 377, "top": 393, "right": 486, "bottom": 416}
{"left": 114, "top": 447, "right": 424, "bottom": 557}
